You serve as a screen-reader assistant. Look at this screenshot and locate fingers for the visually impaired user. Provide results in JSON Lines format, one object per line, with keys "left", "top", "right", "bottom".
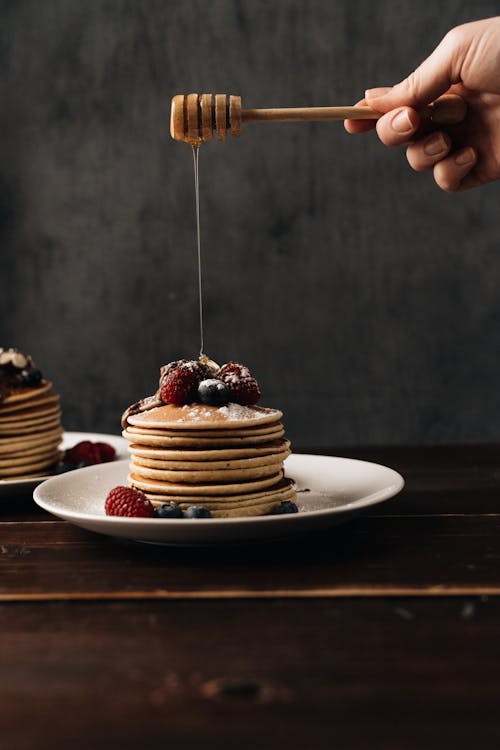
{"left": 406, "top": 131, "right": 452, "bottom": 171}
{"left": 364, "top": 27, "right": 463, "bottom": 113}
{"left": 344, "top": 33, "right": 477, "bottom": 194}
{"left": 433, "top": 147, "right": 477, "bottom": 192}
{"left": 375, "top": 107, "right": 420, "bottom": 146}
{"left": 345, "top": 91, "right": 422, "bottom": 144}
{"left": 344, "top": 95, "right": 421, "bottom": 141}
{"left": 344, "top": 98, "right": 377, "bottom": 134}
{"left": 344, "top": 118, "right": 376, "bottom": 134}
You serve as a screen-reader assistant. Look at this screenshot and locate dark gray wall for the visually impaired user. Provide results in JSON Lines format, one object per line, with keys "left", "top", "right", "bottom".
{"left": 1, "top": 0, "right": 499, "bottom": 446}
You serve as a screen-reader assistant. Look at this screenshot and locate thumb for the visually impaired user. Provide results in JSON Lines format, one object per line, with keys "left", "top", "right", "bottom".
{"left": 365, "top": 30, "right": 462, "bottom": 112}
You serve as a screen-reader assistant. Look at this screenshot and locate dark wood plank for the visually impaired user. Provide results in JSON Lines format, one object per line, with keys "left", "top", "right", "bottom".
{"left": 304, "top": 443, "right": 500, "bottom": 515}
{"left": 1, "top": 598, "right": 499, "bottom": 750}
{"left": 307, "top": 442, "right": 500, "bottom": 468}
{"left": 1, "top": 513, "right": 500, "bottom": 599}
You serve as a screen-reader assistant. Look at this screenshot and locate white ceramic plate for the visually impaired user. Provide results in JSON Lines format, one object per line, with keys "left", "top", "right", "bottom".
{"left": 33, "top": 454, "right": 404, "bottom": 545}
{"left": 0, "top": 431, "right": 128, "bottom": 496}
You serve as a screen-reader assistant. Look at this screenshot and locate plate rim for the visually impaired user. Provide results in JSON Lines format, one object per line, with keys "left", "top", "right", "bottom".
{"left": 33, "top": 453, "right": 405, "bottom": 526}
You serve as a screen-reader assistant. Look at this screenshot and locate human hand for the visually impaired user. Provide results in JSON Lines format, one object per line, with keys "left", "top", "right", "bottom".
{"left": 345, "top": 17, "right": 500, "bottom": 192}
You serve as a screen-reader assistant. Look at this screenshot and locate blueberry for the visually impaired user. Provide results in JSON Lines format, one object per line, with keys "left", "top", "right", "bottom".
{"left": 156, "top": 502, "right": 183, "bottom": 519}
{"left": 53, "top": 462, "right": 72, "bottom": 475}
{"left": 21, "top": 367, "right": 43, "bottom": 387}
{"left": 197, "top": 378, "right": 229, "bottom": 406}
{"left": 274, "top": 501, "right": 299, "bottom": 515}
{"left": 184, "top": 506, "right": 212, "bottom": 519}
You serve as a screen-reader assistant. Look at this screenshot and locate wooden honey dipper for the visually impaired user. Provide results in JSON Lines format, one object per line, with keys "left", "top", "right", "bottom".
{"left": 170, "top": 93, "right": 467, "bottom": 145}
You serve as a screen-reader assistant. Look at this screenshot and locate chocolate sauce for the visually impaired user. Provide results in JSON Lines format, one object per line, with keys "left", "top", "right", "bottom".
{"left": 120, "top": 393, "right": 163, "bottom": 429}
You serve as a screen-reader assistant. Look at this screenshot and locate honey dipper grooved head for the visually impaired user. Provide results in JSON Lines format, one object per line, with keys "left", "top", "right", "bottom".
{"left": 170, "top": 94, "right": 242, "bottom": 145}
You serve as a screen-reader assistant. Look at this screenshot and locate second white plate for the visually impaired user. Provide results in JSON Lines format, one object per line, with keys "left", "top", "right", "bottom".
{"left": 0, "top": 431, "right": 128, "bottom": 496}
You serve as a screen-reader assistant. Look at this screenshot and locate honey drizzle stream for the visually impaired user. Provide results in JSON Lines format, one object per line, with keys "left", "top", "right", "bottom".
{"left": 192, "top": 145, "right": 204, "bottom": 357}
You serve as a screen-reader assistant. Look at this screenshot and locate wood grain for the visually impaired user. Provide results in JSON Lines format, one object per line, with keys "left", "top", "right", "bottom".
{"left": 1, "top": 599, "right": 499, "bottom": 750}
{"left": 242, "top": 94, "right": 466, "bottom": 124}
{"left": 1, "top": 445, "right": 500, "bottom": 601}
{"left": 1, "top": 443, "right": 500, "bottom": 748}
{"left": 0, "top": 513, "right": 499, "bottom": 600}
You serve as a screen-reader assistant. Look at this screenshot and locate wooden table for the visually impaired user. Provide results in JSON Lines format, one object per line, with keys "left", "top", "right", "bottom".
{"left": 1, "top": 444, "right": 500, "bottom": 749}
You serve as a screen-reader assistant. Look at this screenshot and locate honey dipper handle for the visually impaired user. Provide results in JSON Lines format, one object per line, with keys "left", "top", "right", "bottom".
{"left": 242, "top": 94, "right": 467, "bottom": 125}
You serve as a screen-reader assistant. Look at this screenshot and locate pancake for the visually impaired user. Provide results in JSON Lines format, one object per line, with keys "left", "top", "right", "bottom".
{"left": 124, "top": 423, "right": 285, "bottom": 439}
{"left": 127, "top": 403, "right": 283, "bottom": 430}
{"left": 0, "top": 394, "right": 60, "bottom": 417}
{"left": 129, "top": 470, "right": 283, "bottom": 496}
{"left": 0, "top": 428, "right": 63, "bottom": 454}
{"left": 0, "top": 445, "right": 62, "bottom": 468}
{"left": 0, "top": 356, "right": 63, "bottom": 477}
{"left": 127, "top": 438, "right": 291, "bottom": 462}
{"left": 0, "top": 410, "right": 61, "bottom": 431}
{"left": 0, "top": 452, "right": 62, "bottom": 478}
{"left": 122, "top": 428, "right": 284, "bottom": 448}
{"left": 129, "top": 449, "right": 290, "bottom": 470}
{"left": 143, "top": 478, "right": 296, "bottom": 518}
{"left": 0, "top": 416, "right": 62, "bottom": 435}
{"left": 120, "top": 359, "right": 296, "bottom": 518}
{"left": 130, "top": 460, "right": 283, "bottom": 483}
{"left": 0, "top": 406, "right": 61, "bottom": 423}
{"left": 2, "top": 381, "right": 53, "bottom": 405}
{"left": 144, "top": 484, "right": 294, "bottom": 505}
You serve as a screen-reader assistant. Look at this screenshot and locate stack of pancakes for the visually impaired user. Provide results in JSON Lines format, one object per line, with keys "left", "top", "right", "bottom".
{"left": 0, "top": 381, "right": 63, "bottom": 479}
{"left": 122, "top": 402, "right": 296, "bottom": 517}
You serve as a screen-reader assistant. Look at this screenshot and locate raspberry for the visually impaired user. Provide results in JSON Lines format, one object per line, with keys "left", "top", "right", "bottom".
{"left": 105, "top": 486, "right": 155, "bottom": 517}
{"left": 64, "top": 440, "right": 116, "bottom": 467}
{"left": 217, "top": 361, "right": 261, "bottom": 405}
{"left": 65, "top": 441, "right": 101, "bottom": 466}
{"left": 159, "top": 359, "right": 206, "bottom": 384}
{"left": 160, "top": 364, "right": 201, "bottom": 405}
{"left": 94, "top": 442, "right": 116, "bottom": 462}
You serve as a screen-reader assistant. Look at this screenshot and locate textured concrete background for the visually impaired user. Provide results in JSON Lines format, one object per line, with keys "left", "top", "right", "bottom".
{"left": 0, "top": 0, "right": 499, "bottom": 446}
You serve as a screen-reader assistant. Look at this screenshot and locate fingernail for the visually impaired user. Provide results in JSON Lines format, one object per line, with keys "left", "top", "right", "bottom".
{"left": 365, "top": 87, "right": 391, "bottom": 99}
{"left": 455, "top": 147, "right": 475, "bottom": 166}
{"left": 391, "top": 110, "right": 413, "bottom": 133}
{"left": 424, "top": 133, "right": 448, "bottom": 156}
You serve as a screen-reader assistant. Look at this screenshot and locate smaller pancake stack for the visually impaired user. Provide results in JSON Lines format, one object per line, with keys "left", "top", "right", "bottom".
{"left": 121, "top": 358, "right": 296, "bottom": 517}
{"left": 0, "top": 348, "right": 63, "bottom": 479}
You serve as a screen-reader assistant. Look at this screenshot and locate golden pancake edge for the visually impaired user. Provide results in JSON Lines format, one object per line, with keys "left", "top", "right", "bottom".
{"left": 0, "top": 379, "right": 63, "bottom": 476}
{"left": 122, "top": 395, "right": 296, "bottom": 517}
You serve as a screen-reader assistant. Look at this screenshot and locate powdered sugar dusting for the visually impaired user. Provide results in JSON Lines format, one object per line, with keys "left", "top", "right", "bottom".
{"left": 175, "top": 402, "right": 276, "bottom": 423}
{"left": 181, "top": 404, "right": 219, "bottom": 421}
{"left": 128, "top": 401, "right": 282, "bottom": 430}
{"left": 223, "top": 366, "right": 251, "bottom": 385}
{"left": 182, "top": 361, "right": 202, "bottom": 374}
{"left": 218, "top": 403, "right": 268, "bottom": 420}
